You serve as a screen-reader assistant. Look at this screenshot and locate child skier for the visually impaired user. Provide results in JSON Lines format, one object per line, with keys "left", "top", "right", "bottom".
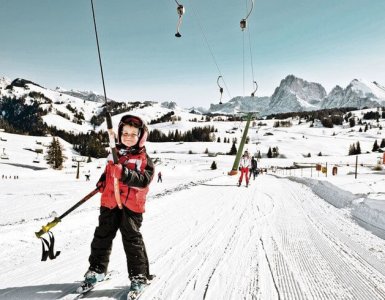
{"left": 80, "top": 114, "right": 154, "bottom": 295}
{"left": 238, "top": 150, "right": 251, "bottom": 187}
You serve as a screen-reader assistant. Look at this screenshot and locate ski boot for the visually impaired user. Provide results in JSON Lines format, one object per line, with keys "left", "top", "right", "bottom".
{"left": 128, "top": 274, "right": 148, "bottom": 299}
{"left": 76, "top": 269, "right": 105, "bottom": 293}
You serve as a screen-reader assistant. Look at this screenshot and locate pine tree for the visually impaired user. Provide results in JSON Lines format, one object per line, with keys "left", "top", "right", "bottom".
{"left": 348, "top": 144, "right": 356, "bottom": 155}
{"left": 267, "top": 147, "right": 272, "bottom": 158}
{"left": 228, "top": 142, "right": 237, "bottom": 155}
{"left": 174, "top": 129, "right": 180, "bottom": 142}
{"left": 380, "top": 138, "right": 385, "bottom": 148}
{"left": 372, "top": 140, "right": 379, "bottom": 152}
{"left": 210, "top": 161, "right": 217, "bottom": 170}
{"left": 355, "top": 141, "right": 361, "bottom": 154}
{"left": 46, "top": 137, "right": 64, "bottom": 169}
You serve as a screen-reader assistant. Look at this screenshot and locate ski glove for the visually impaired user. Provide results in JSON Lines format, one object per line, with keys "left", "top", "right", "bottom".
{"left": 96, "top": 180, "right": 105, "bottom": 193}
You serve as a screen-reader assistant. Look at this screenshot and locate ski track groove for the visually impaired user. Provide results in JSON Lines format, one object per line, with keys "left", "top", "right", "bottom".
{"left": 175, "top": 191, "right": 249, "bottom": 300}
{"left": 295, "top": 185, "right": 385, "bottom": 298}
{"left": 146, "top": 178, "right": 265, "bottom": 300}
{"left": 244, "top": 183, "right": 262, "bottom": 299}
{"left": 202, "top": 186, "right": 264, "bottom": 300}
{"left": 143, "top": 180, "right": 244, "bottom": 299}
{"left": 274, "top": 177, "right": 385, "bottom": 299}
{"left": 275, "top": 184, "right": 337, "bottom": 300}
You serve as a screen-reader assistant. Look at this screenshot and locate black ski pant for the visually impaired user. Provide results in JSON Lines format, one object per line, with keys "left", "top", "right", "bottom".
{"left": 88, "top": 206, "right": 150, "bottom": 279}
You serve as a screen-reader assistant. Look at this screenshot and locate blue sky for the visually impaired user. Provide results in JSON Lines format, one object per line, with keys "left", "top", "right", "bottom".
{"left": 1, "top": 0, "right": 385, "bottom": 108}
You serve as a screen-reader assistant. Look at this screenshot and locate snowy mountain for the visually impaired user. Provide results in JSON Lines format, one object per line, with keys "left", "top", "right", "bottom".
{"left": 55, "top": 88, "right": 108, "bottom": 103}
{"left": 160, "top": 101, "right": 178, "bottom": 110}
{"left": 207, "top": 76, "right": 385, "bottom": 116}
{"left": 208, "top": 95, "right": 270, "bottom": 115}
{"left": 0, "top": 76, "right": 11, "bottom": 89}
{"left": 321, "top": 79, "right": 385, "bottom": 109}
{"left": 267, "top": 75, "right": 327, "bottom": 114}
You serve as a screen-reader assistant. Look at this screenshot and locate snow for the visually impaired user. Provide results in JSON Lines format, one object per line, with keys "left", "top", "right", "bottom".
{"left": 351, "top": 79, "right": 385, "bottom": 100}
{"left": 0, "top": 108, "right": 385, "bottom": 299}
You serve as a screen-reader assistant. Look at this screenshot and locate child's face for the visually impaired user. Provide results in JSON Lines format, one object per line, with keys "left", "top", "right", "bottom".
{"left": 121, "top": 125, "right": 139, "bottom": 147}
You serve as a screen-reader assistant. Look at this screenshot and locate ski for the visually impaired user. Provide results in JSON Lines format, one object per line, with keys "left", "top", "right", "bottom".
{"left": 127, "top": 288, "right": 147, "bottom": 300}
{"left": 59, "top": 270, "right": 117, "bottom": 299}
{"left": 77, "top": 270, "right": 116, "bottom": 294}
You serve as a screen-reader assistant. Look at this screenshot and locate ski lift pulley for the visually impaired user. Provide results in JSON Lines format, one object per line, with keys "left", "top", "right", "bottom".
{"left": 251, "top": 81, "right": 258, "bottom": 97}
{"left": 175, "top": 1, "right": 185, "bottom": 38}
{"left": 240, "top": 0, "right": 254, "bottom": 31}
{"left": 240, "top": 19, "right": 247, "bottom": 31}
{"left": 217, "top": 76, "right": 224, "bottom": 104}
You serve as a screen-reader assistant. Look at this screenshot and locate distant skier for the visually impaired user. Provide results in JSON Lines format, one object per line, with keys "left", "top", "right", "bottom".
{"left": 79, "top": 115, "right": 155, "bottom": 295}
{"left": 250, "top": 156, "right": 258, "bottom": 180}
{"left": 157, "top": 171, "right": 162, "bottom": 183}
{"left": 238, "top": 150, "right": 251, "bottom": 187}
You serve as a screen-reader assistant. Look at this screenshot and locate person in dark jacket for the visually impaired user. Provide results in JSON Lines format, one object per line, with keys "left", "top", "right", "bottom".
{"left": 82, "top": 114, "right": 154, "bottom": 291}
{"left": 250, "top": 156, "right": 258, "bottom": 180}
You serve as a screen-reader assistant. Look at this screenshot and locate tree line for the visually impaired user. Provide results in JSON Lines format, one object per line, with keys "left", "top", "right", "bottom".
{"left": 148, "top": 126, "right": 216, "bottom": 142}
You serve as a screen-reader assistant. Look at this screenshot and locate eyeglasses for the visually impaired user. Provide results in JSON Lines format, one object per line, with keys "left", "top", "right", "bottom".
{"left": 119, "top": 115, "right": 143, "bottom": 128}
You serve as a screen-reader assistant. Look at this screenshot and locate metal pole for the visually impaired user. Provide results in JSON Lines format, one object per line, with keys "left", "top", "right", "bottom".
{"left": 35, "top": 189, "right": 99, "bottom": 238}
{"left": 355, "top": 155, "right": 358, "bottom": 179}
{"left": 229, "top": 113, "right": 253, "bottom": 175}
{"left": 76, "top": 161, "right": 80, "bottom": 179}
{"left": 90, "top": 0, "right": 122, "bottom": 208}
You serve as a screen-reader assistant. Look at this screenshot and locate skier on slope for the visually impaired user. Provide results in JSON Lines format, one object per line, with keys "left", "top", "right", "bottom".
{"left": 250, "top": 156, "right": 258, "bottom": 180}
{"left": 80, "top": 114, "right": 154, "bottom": 294}
{"left": 238, "top": 150, "right": 251, "bottom": 187}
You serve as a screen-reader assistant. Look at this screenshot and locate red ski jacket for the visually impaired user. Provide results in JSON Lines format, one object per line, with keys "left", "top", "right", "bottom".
{"left": 98, "top": 146, "right": 154, "bottom": 213}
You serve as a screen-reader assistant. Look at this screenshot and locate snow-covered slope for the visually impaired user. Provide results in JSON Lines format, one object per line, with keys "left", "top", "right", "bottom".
{"left": 0, "top": 105, "right": 385, "bottom": 299}
{"left": 0, "top": 153, "right": 385, "bottom": 299}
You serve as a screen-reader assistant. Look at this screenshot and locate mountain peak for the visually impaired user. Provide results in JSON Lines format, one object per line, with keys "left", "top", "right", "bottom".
{"left": 268, "top": 75, "right": 326, "bottom": 114}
